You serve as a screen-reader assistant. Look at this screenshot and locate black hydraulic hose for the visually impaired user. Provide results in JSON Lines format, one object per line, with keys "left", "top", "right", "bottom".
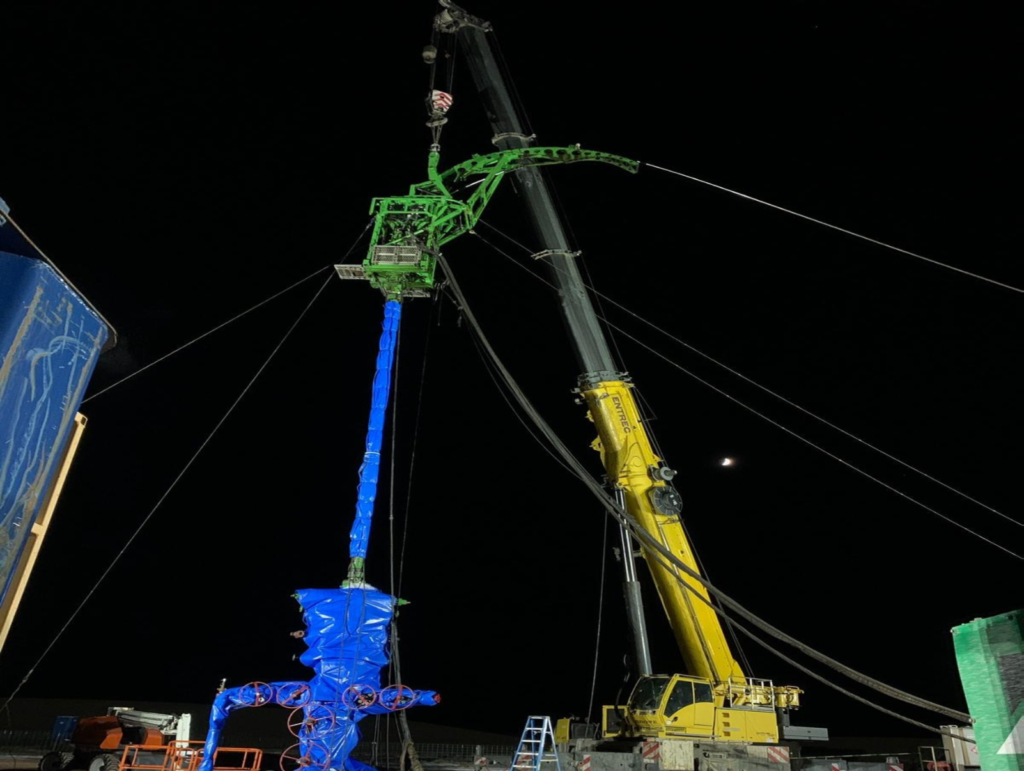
{"left": 437, "top": 253, "right": 973, "bottom": 726}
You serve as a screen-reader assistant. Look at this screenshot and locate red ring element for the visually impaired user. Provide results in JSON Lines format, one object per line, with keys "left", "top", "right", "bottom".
{"left": 279, "top": 742, "right": 328, "bottom": 771}
{"left": 382, "top": 684, "right": 415, "bottom": 711}
{"left": 241, "top": 681, "right": 274, "bottom": 707}
{"left": 286, "top": 705, "right": 337, "bottom": 739}
{"left": 277, "top": 684, "right": 312, "bottom": 709}
{"left": 342, "top": 685, "right": 378, "bottom": 710}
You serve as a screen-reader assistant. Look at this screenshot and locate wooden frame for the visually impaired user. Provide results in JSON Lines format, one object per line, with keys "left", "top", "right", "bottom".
{"left": 0, "top": 412, "right": 88, "bottom": 653}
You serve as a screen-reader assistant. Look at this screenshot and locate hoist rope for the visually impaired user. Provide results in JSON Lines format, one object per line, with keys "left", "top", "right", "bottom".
{"left": 389, "top": 326, "right": 402, "bottom": 603}
{"left": 446, "top": 38, "right": 458, "bottom": 95}
{"left": 645, "top": 163, "right": 1024, "bottom": 296}
{"left": 397, "top": 295, "right": 438, "bottom": 599}
{"left": 438, "top": 253, "right": 975, "bottom": 727}
{"left": 473, "top": 228, "right": 1024, "bottom": 555}
{"left": 491, "top": 31, "right": 535, "bottom": 138}
{"left": 0, "top": 272, "right": 335, "bottom": 714}
{"left": 387, "top": 320, "right": 402, "bottom": 739}
{"left": 83, "top": 218, "right": 374, "bottom": 404}
{"left": 428, "top": 26, "right": 439, "bottom": 95}
{"left": 385, "top": 324, "right": 422, "bottom": 771}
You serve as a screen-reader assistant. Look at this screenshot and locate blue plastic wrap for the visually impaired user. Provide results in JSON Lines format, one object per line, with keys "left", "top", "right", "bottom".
{"left": 199, "top": 588, "right": 438, "bottom": 771}
{"left": 349, "top": 301, "right": 401, "bottom": 561}
{"left": 297, "top": 587, "right": 392, "bottom": 702}
{"left": 198, "top": 300, "right": 436, "bottom": 771}
{"left": 0, "top": 251, "right": 108, "bottom": 605}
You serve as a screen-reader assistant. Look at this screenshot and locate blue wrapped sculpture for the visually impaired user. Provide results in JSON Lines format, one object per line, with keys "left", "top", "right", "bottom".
{"left": 199, "top": 301, "right": 437, "bottom": 771}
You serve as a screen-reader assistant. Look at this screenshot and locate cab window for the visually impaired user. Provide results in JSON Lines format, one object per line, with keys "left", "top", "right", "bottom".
{"left": 665, "top": 681, "right": 695, "bottom": 715}
{"left": 694, "top": 682, "right": 713, "bottom": 703}
{"left": 630, "top": 677, "right": 670, "bottom": 711}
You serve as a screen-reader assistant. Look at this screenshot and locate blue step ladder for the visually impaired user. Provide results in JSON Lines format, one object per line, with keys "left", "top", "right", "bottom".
{"left": 510, "top": 716, "right": 562, "bottom": 771}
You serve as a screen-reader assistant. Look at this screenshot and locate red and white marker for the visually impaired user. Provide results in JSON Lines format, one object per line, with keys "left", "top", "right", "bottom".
{"left": 431, "top": 90, "right": 453, "bottom": 113}
{"left": 642, "top": 741, "right": 661, "bottom": 763}
{"left": 767, "top": 746, "right": 790, "bottom": 764}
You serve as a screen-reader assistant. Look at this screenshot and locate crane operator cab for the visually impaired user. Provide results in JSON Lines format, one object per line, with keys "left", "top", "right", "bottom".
{"left": 605, "top": 674, "right": 797, "bottom": 743}
{"left": 630, "top": 676, "right": 716, "bottom": 737}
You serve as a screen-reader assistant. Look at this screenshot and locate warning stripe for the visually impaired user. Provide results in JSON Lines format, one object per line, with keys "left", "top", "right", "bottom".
{"left": 767, "top": 746, "right": 790, "bottom": 763}
{"left": 888, "top": 766, "right": 903, "bottom": 771}
{"left": 578, "top": 756, "right": 591, "bottom": 771}
{"left": 831, "top": 764, "right": 842, "bottom": 771}
{"left": 642, "top": 741, "right": 661, "bottom": 762}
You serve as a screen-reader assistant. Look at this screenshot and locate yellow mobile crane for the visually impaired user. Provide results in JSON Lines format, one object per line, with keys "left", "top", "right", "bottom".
{"left": 435, "top": 0, "right": 807, "bottom": 753}
{"left": 584, "top": 380, "right": 802, "bottom": 743}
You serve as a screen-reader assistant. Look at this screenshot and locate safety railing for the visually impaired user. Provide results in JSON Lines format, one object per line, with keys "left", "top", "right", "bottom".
{"left": 353, "top": 743, "right": 516, "bottom": 767}
{"left": 210, "top": 748, "right": 263, "bottom": 771}
{"left": 119, "top": 741, "right": 261, "bottom": 771}
{"left": 120, "top": 744, "right": 184, "bottom": 771}
{"left": 725, "top": 677, "right": 777, "bottom": 709}
{"left": 0, "top": 729, "right": 68, "bottom": 752}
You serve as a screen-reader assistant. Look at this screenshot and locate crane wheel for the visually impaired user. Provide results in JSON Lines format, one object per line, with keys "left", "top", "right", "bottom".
{"left": 86, "top": 754, "right": 120, "bottom": 771}
{"left": 39, "top": 752, "right": 66, "bottom": 771}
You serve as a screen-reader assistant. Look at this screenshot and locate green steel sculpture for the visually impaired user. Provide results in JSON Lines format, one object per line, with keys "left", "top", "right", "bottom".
{"left": 336, "top": 147, "right": 638, "bottom": 299}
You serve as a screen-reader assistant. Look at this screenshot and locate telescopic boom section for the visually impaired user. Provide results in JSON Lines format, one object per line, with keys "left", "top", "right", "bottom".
{"left": 582, "top": 380, "right": 745, "bottom": 686}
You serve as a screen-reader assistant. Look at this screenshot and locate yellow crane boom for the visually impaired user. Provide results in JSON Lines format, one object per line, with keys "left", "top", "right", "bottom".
{"left": 582, "top": 379, "right": 744, "bottom": 685}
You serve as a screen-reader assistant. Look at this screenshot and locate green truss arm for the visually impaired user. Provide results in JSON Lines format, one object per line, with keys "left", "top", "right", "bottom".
{"left": 418, "top": 146, "right": 639, "bottom": 193}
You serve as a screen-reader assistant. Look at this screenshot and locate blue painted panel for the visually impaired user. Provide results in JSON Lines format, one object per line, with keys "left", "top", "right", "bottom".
{"left": 0, "top": 250, "right": 108, "bottom": 605}
{"left": 51, "top": 716, "right": 79, "bottom": 742}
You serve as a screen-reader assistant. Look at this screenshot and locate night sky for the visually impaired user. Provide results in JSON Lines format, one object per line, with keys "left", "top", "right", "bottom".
{"left": 1, "top": 1, "right": 1020, "bottom": 743}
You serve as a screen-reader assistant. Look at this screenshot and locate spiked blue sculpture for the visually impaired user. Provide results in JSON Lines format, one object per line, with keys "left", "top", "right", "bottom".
{"left": 198, "top": 301, "right": 437, "bottom": 771}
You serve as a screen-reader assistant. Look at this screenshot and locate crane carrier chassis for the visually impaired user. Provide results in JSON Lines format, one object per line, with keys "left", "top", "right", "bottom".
{"left": 489, "top": 738, "right": 795, "bottom": 771}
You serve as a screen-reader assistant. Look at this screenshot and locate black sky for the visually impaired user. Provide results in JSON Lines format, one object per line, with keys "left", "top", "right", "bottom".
{"left": 1, "top": 0, "right": 1020, "bottom": 742}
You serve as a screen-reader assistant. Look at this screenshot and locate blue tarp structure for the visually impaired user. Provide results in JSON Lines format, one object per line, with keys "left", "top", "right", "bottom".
{"left": 199, "top": 587, "right": 438, "bottom": 771}
{"left": 199, "top": 300, "right": 436, "bottom": 771}
{"left": 0, "top": 251, "right": 108, "bottom": 606}
{"left": 349, "top": 300, "right": 401, "bottom": 563}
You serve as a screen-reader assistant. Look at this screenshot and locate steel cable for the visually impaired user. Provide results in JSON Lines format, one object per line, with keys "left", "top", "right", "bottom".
{"left": 478, "top": 219, "right": 1022, "bottom": 530}
{"left": 83, "top": 218, "right": 373, "bottom": 403}
{"left": 438, "top": 252, "right": 974, "bottom": 726}
{"left": 587, "top": 514, "right": 610, "bottom": 723}
{"left": 0, "top": 272, "right": 336, "bottom": 713}
{"left": 473, "top": 228, "right": 1023, "bottom": 558}
{"left": 645, "top": 163, "right": 1024, "bottom": 296}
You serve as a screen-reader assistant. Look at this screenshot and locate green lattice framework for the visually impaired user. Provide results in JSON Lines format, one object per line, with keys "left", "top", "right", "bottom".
{"left": 952, "top": 609, "right": 1024, "bottom": 771}
{"left": 361, "top": 147, "right": 638, "bottom": 298}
